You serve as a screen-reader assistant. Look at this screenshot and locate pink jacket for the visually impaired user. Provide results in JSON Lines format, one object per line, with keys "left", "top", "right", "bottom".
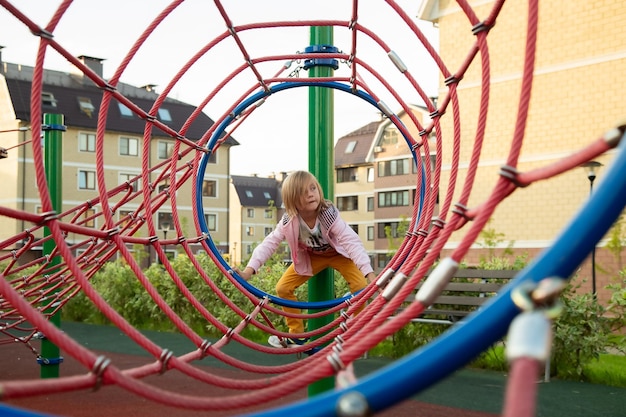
{"left": 246, "top": 204, "right": 374, "bottom": 277}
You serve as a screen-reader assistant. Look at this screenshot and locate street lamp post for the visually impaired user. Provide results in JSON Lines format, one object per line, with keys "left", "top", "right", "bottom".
{"left": 581, "top": 161, "right": 603, "bottom": 296}
{"left": 161, "top": 220, "right": 171, "bottom": 263}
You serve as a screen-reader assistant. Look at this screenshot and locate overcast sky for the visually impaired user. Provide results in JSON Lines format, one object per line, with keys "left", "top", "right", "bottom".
{"left": 1, "top": 0, "right": 439, "bottom": 176}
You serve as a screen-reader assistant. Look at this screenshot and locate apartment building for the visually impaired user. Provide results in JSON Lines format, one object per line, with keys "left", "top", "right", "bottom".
{"left": 335, "top": 105, "right": 434, "bottom": 271}
{"left": 0, "top": 54, "right": 237, "bottom": 265}
{"left": 229, "top": 174, "right": 284, "bottom": 265}
{"left": 334, "top": 121, "right": 378, "bottom": 265}
{"left": 418, "top": 1, "right": 625, "bottom": 300}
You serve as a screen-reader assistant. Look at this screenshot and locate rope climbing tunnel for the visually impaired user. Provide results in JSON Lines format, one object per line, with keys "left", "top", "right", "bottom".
{"left": 1, "top": 1, "right": 625, "bottom": 416}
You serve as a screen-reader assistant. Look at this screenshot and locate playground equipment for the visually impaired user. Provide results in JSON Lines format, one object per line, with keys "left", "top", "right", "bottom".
{"left": 1, "top": 1, "right": 624, "bottom": 416}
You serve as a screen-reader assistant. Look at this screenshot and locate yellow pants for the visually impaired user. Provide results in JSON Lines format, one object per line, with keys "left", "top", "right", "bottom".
{"left": 276, "top": 251, "right": 368, "bottom": 334}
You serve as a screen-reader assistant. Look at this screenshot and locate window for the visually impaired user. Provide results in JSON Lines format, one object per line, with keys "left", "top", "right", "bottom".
{"left": 264, "top": 192, "right": 271, "bottom": 199}
{"left": 118, "top": 102, "right": 134, "bottom": 117}
{"left": 377, "top": 254, "right": 391, "bottom": 269}
{"left": 349, "top": 224, "right": 359, "bottom": 234}
{"left": 367, "top": 226, "right": 374, "bottom": 241}
{"left": 378, "top": 158, "right": 411, "bottom": 177}
{"left": 246, "top": 226, "right": 255, "bottom": 236}
{"left": 246, "top": 245, "right": 253, "bottom": 254}
{"left": 208, "top": 152, "right": 217, "bottom": 164}
{"left": 77, "top": 97, "right": 95, "bottom": 117}
{"left": 413, "top": 154, "right": 437, "bottom": 174}
{"left": 264, "top": 209, "right": 273, "bottom": 218}
{"left": 378, "top": 190, "right": 411, "bottom": 207}
{"left": 205, "top": 213, "right": 217, "bottom": 231}
{"left": 158, "top": 108, "right": 172, "bottom": 122}
{"left": 245, "top": 190, "right": 253, "bottom": 198}
{"left": 78, "top": 170, "right": 96, "bottom": 190}
{"left": 78, "top": 132, "right": 96, "bottom": 152}
{"left": 264, "top": 227, "right": 273, "bottom": 236}
{"left": 367, "top": 197, "right": 374, "bottom": 212}
{"left": 119, "top": 173, "right": 141, "bottom": 192}
{"left": 378, "top": 222, "right": 401, "bottom": 239}
{"left": 82, "top": 208, "right": 96, "bottom": 228}
{"left": 337, "top": 167, "right": 358, "bottom": 183}
{"left": 119, "top": 136, "right": 139, "bottom": 156}
{"left": 158, "top": 212, "right": 173, "bottom": 231}
{"left": 247, "top": 208, "right": 255, "bottom": 218}
{"left": 367, "top": 167, "right": 374, "bottom": 182}
{"left": 336, "top": 196, "right": 358, "bottom": 211}
{"left": 202, "top": 180, "right": 216, "bottom": 197}
{"left": 158, "top": 141, "right": 174, "bottom": 159}
{"left": 344, "top": 140, "right": 357, "bottom": 153}
{"left": 381, "top": 128, "right": 398, "bottom": 145}
{"left": 41, "top": 92, "right": 57, "bottom": 107}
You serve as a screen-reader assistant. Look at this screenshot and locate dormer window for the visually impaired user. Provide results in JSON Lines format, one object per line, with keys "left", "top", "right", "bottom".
{"left": 118, "top": 102, "right": 134, "bottom": 117}
{"left": 345, "top": 140, "right": 357, "bottom": 153}
{"left": 77, "top": 97, "right": 95, "bottom": 117}
{"left": 41, "top": 92, "right": 57, "bottom": 107}
{"left": 158, "top": 108, "right": 172, "bottom": 122}
{"left": 382, "top": 128, "right": 398, "bottom": 145}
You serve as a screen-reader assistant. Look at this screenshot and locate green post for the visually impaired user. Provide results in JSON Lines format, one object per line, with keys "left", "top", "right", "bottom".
{"left": 41, "top": 113, "right": 64, "bottom": 378}
{"left": 307, "top": 26, "right": 335, "bottom": 396}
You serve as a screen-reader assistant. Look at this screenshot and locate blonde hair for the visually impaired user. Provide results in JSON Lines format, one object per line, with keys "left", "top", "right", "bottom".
{"left": 281, "top": 171, "right": 329, "bottom": 217}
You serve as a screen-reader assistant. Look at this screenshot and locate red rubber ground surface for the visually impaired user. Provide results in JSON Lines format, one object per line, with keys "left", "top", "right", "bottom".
{"left": 1, "top": 342, "right": 497, "bottom": 417}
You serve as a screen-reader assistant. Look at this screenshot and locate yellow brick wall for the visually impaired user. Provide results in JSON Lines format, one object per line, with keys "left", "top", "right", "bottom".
{"left": 434, "top": 0, "right": 625, "bottom": 249}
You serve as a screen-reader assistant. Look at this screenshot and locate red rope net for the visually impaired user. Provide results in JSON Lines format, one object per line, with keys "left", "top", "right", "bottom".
{"left": 0, "top": 1, "right": 621, "bottom": 416}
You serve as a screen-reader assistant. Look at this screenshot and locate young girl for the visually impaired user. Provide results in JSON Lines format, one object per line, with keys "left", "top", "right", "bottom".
{"left": 237, "top": 170, "right": 375, "bottom": 347}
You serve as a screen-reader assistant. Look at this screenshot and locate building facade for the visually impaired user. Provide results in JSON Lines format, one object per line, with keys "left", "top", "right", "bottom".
{"left": 334, "top": 122, "right": 378, "bottom": 267}
{"left": 229, "top": 174, "right": 284, "bottom": 266}
{"left": 334, "top": 105, "right": 435, "bottom": 272}
{"left": 418, "top": 0, "right": 626, "bottom": 302}
{"left": 0, "top": 54, "right": 237, "bottom": 266}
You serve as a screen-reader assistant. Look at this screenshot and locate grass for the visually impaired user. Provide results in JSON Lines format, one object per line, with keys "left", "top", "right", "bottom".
{"left": 370, "top": 339, "right": 626, "bottom": 388}
{"left": 584, "top": 353, "right": 626, "bottom": 387}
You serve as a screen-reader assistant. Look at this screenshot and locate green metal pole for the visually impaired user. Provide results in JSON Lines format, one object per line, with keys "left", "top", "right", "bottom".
{"left": 41, "top": 113, "right": 64, "bottom": 378}
{"left": 307, "top": 26, "right": 335, "bottom": 396}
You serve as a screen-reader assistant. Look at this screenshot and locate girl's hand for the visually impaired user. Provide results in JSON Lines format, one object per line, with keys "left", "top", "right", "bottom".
{"left": 234, "top": 267, "right": 254, "bottom": 281}
{"left": 365, "top": 272, "right": 376, "bottom": 283}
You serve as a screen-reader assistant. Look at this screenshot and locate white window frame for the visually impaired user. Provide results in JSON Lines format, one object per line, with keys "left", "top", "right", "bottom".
{"left": 205, "top": 213, "right": 217, "bottom": 231}
{"left": 119, "top": 136, "right": 139, "bottom": 156}
{"left": 78, "top": 170, "right": 96, "bottom": 190}
{"left": 78, "top": 132, "right": 96, "bottom": 152}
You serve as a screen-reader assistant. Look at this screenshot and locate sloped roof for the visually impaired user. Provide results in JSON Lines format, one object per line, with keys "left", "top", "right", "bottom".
{"left": 3, "top": 65, "right": 238, "bottom": 145}
{"left": 335, "top": 121, "right": 379, "bottom": 167}
{"left": 231, "top": 175, "right": 282, "bottom": 208}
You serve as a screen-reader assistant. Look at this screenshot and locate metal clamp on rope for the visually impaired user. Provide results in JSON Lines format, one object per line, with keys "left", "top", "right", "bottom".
{"left": 603, "top": 121, "right": 626, "bottom": 148}
{"left": 199, "top": 339, "right": 212, "bottom": 358}
{"left": 159, "top": 349, "right": 173, "bottom": 374}
{"left": 387, "top": 50, "right": 407, "bottom": 73}
{"left": 327, "top": 351, "right": 346, "bottom": 372}
{"left": 378, "top": 101, "right": 394, "bottom": 119}
{"left": 431, "top": 216, "right": 446, "bottom": 229}
{"left": 416, "top": 257, "right": 459, "bottom": 306}
{"left": 499, "top": 165, "right": 528, "bottom": 188}
{"left": 381, "top": 272, "right": 407, "bottom": 301}
{"left": 375, "top": 268, "right": 395, "bottom": 289}
{"left": 91, "top": 355, "right": 112, "bottom": 392}
{"left": 471, "top": 20, "right": 494, "bottom": 35}
{"left": 507, "top": 278, "right": 565, "bottom": 363}
{"left": 451, "top": 203, "right": 469, "bottom": 219}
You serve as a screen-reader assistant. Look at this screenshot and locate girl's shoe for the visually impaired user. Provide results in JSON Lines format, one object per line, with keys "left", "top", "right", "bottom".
{"left": 268, "top": 335, "right": 309, "bottom": 348}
